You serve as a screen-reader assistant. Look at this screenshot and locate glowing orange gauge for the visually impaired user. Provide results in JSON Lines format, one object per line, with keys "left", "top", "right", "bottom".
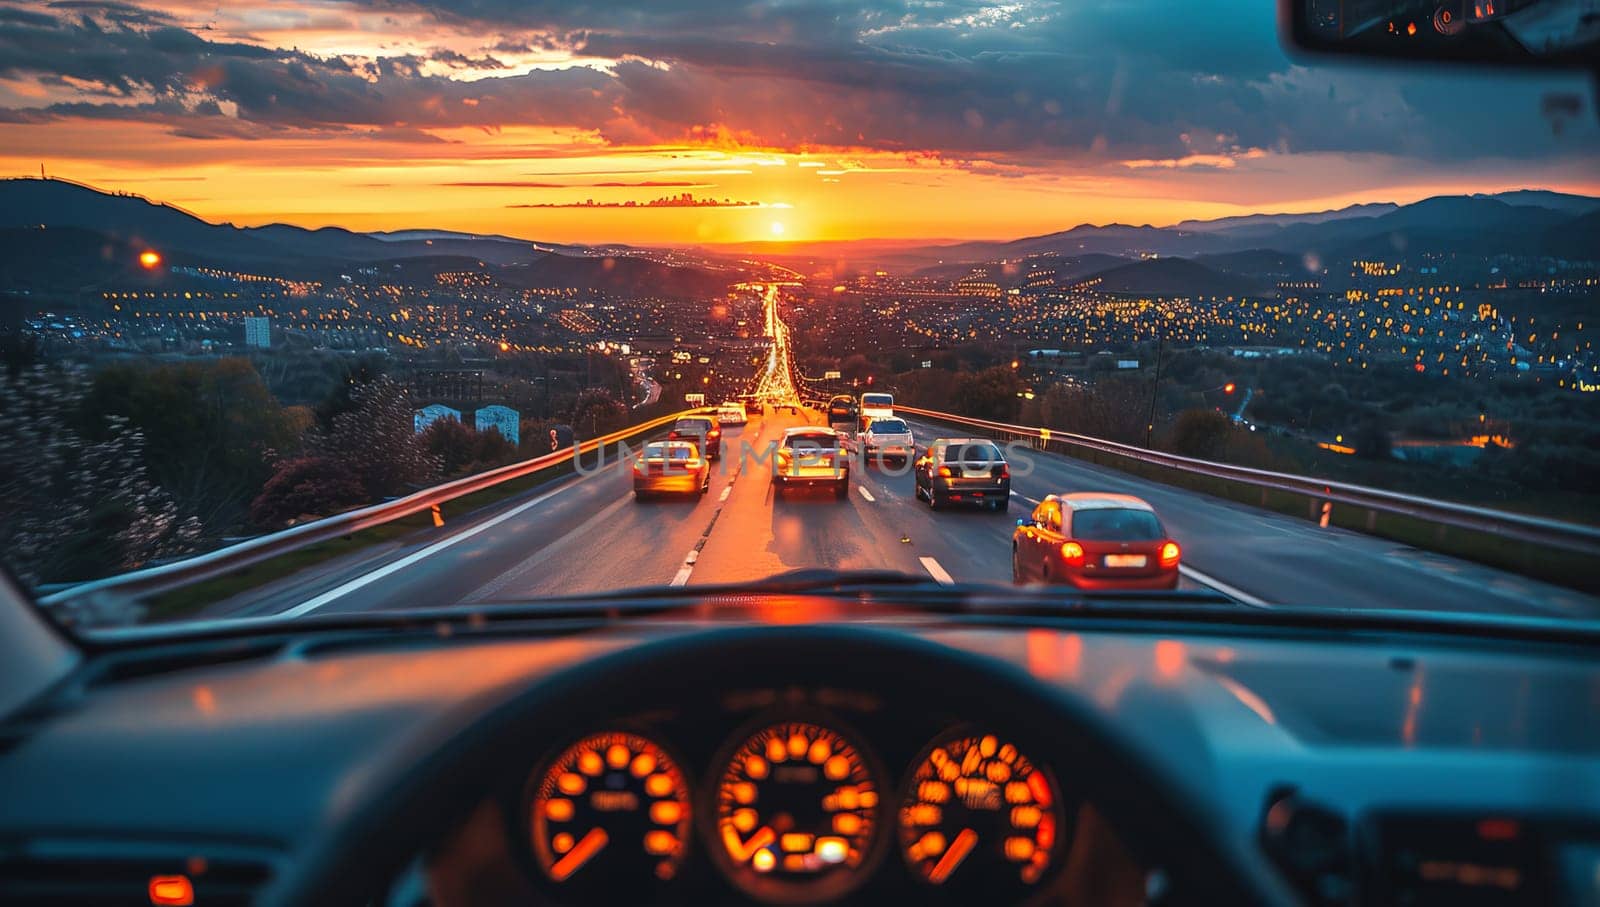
{"left": 711, "top": 721, "right": 883, "bottom": 902}
{"left": 899, "top": 733, "right": 1064, "bottom": 892}
{"left": 530, "top": 732, "right": 690, "bottom": 889}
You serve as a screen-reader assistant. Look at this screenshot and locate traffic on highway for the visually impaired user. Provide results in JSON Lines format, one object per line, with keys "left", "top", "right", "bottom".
{"left": 2, "top": 2, "right": 1597, "bottom": 904}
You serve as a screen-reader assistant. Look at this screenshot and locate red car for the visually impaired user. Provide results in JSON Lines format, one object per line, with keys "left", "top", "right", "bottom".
{"left": 1012, "top": 493, "right": 1180, "bottom": 589}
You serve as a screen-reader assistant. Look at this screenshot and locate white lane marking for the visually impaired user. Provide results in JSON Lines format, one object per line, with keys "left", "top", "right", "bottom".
{"left": 719, "top": 484, "right": 733, "bottom": 502}
{"left": 685, "top": 549, "right": 698, "bottom": 564}
{"left": 459, "top": 493, "right": 633, "bottom": 604}
{"left": 1011, "top": 490, "right": 1041, "bottom": 505}
{"left": 857, "top": 486, "right": 876, "bottom": 503}
{"left": 1179, "top": 565, "right": 1270, "bottom": 609}
{"left": 281, "top": 480, "right": 588, "bottom": 617}
{"left": 669, "top": 564, "right": 694, "bottom": 586}
{"left": 919, "top": 556, "right": 954, "bottom": 585}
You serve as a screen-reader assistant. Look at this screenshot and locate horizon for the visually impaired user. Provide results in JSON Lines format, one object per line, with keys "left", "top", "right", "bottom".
{"left": 1, "top": 0, "right": 1596, "bottom": 245}
{"left": 12, "top": 174, "right": 1598, "bottom": 252}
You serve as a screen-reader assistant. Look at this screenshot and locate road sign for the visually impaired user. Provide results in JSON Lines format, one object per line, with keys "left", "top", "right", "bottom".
{"left": 824, "top": 370, "right": 841, "bottom": 380}
{"left": 685, "top": 393, "right": 706, "bottom": 405}
{"left": 920, "top": 360, "right": 933, "bottom": 368}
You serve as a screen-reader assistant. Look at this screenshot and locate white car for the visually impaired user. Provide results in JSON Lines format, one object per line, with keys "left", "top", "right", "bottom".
{"left": 716, "top": 403, "right": 748, "bottom": 425}
{"left": 859, "top": 417, "right": 914, "bottom": 462}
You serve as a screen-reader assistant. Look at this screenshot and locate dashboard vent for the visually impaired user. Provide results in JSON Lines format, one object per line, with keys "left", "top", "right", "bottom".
{"left": 0, "top": 841, "right": 274, "bottom": 906}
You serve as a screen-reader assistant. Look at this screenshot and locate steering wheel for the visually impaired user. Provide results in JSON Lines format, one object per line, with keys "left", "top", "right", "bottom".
{"left": 260, "top": 625, "right": 1296, "bottom": 906}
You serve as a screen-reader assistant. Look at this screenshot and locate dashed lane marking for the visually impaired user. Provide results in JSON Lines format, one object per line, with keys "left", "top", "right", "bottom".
{"left": 919, "top": 556, "right": 954, "bottom": 585}
{"left": 857, "top": 486, "right": 876, "bottom": 503}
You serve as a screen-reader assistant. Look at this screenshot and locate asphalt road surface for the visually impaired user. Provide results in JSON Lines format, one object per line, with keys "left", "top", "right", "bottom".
{"left": 201, "top": 408, "right": 1599, "bottom": 621}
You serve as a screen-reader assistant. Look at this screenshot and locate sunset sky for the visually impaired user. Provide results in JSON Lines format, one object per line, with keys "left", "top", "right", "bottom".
{"left": 1, "top": 0, "right": 1596, "bottom": 244}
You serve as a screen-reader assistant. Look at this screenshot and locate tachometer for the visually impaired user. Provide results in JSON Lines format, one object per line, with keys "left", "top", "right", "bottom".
{"left": 708, "top": 719, "right": 885, "bottom": 903}
{"left": 899, "top": 732, "right": 1066, "bottom": 895}
{"left": 529, "top": 732, "right": 691, "bottom": 893}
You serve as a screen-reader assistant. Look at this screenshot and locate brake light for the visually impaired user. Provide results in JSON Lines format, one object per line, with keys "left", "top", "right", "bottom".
{"left": 1159, "top": 541, "right": 1181, "bottom": 567}
{"left": 998, "top": 464, "right": 1010, "bottom": 479}
{"left": 1060, "top": 542, "right": 1084, "bottom": 566}
{"left": 685, "top": 458, "right": 703, "bottom": 468}
{"left": 708, "top": 429, "right": 721, "bottom": 439}
{"left": 937, "top": 466, "right": 953, "bottom": 477}
{"left": 633, "top": 460, "right": 647, "bottom": 473}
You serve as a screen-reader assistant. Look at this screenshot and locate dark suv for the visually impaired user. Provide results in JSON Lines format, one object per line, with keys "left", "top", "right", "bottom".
{"left": 913, "top": 438, "right": 1010, "bottom": 511}
{"left": 667, "top": 416, "right": 722, "bottom": 459}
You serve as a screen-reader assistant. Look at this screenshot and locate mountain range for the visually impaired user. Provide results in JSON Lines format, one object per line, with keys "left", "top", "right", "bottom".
{"left": 0, "top": 179, "right": 736, "bottom": 297}
{"left": 2, "top": 179, "right": 1596, "bottom": 304}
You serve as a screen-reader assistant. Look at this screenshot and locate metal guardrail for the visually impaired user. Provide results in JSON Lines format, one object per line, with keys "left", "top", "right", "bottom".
{"left": 40, "top": 409, "right": 696, "bottom": 609}
{"left": 898, "top": 405, "right": 1600, "bottom": 558}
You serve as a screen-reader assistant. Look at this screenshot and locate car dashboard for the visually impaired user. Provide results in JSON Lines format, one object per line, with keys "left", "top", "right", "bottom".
{"left": 429, "top": 683, "right": 1142, "bottom": 906}
{"left": 0, "top": 601, "right": 1596, "bottom": 907}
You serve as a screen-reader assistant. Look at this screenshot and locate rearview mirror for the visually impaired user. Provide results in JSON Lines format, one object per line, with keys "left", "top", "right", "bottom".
{"left": 1281, "top": 0, "right": 1600, "bottom": 67}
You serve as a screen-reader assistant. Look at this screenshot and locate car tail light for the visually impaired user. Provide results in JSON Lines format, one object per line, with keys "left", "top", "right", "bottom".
{"left": 685, "top": 458, "right": 703, "bottom": 468}
{"left": 937, "top": 466, "right": 953, "bottom": 477}
{"left": 1060, "top": 542, "right": 1085, "bottom": 566}
{"left": 633, "top": 460, "right": 647, "bottom": 473}
{"left": 709, "top": 429, "right": 721, "bottom": 439}
{"left": 1159, "top": 541, "right": 1181, "bottom": 567}
{"left": 998, "top": 464, "right": 1010, "bottom": 479}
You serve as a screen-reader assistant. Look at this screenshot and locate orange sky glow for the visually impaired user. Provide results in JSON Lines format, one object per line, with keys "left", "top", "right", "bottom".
{"left": 1, "top": 0, "right": 1595, "bottom": 245}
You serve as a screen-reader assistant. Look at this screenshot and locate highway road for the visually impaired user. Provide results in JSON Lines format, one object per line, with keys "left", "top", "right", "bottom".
{"left": 202, "top": 406, "right": 1600, "bottom": 622}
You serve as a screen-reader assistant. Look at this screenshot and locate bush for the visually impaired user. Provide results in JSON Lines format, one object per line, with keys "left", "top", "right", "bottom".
{"left": 249, "top": 456, "right": 366, "bottom": 528}
{"left": 1168, "top": 409, "right": 1232, "bottom": 459}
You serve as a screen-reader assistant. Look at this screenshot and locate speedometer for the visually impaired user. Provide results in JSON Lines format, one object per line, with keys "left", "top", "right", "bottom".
{"left": 899, "top": 731, "right": 1066, "bottom": 895}
{"left": 707, "top": 719, "right": 885, "bottom": 903}
{"left": 528, "top": 732, "right": 691, "bottom": 895}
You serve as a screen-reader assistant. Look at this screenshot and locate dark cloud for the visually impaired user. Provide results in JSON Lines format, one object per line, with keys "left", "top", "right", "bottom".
{"left": 0, "top": 0, "right": 1592, "bottom": 169}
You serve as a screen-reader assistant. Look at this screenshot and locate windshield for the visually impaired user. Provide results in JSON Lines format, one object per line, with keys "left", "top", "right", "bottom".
{"left": 1069, "top": 510, "right": 1165, "bottom": 542}
{"left": 645, "top": 443, "right": 695, "bottom": 461}
{"left": 940, "top": 443, "right": 1005, "bottom": 463}
{"left": 0, "top": 0, "right": 1596, "bottom": 636}
{"left": 785, "top": 432, "right": 840, "bottom": 449}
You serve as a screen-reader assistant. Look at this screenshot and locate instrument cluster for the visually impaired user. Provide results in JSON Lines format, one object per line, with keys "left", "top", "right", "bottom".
{"left": 517, "top": 692, "right": 1074, "bottom": 904}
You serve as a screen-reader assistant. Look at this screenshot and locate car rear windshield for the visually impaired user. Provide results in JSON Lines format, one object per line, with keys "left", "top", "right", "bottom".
{"left": 785, "top": 433, "right": 839, "bottom": 448}
{"left": 940, "top": 442, "right": 1003, "bottom": 462}
{"left": 674, "top": 419, "right": 713, "bottom": 432}
{"left": 644, "top": 443, "right": 695, "bottom": 459}
{"left": 862, "top": 394, "right": 893, "bottom": 406}
{"left": 1070, "top": 509, "right": 1164, "bottom": 541}
{"left": 868, "top": 420, "right": 907, "bottom": 433}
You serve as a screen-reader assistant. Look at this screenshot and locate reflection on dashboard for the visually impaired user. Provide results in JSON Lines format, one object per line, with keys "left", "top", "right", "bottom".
{"left": 899, "top": 732, "right": 1066, "bottom": 896}
{"left": 709, "top": 720, "right": 885, "bottom": 902}
{"left": 528, "top": 731, "right": 692, "bottom": 894}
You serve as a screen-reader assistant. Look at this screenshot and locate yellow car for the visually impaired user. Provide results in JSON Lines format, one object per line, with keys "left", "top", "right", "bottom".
{"left": 632, "top": 441, "right": 711, "bottom": 498}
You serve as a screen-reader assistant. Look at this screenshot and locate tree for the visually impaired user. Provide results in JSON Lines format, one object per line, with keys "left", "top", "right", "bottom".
{"left": 78, "top": 358, "right": 300, "bottom": 530}
{"left": 0, "top": 366, "right": 201, "bottom": 596}
{"left": 571, "top": 389, "right": 627, "bottom": 437}
{"left": 1168, "top": 409, "right": 1232, "bottom": 460}
{"left": 420, "top": 417, "right": 520, "bottom": 477}
{"left": 951, "top": 366, "right": 1025, "bottom": 422}
{"left": 249, "top": 456, "right": 366, "bottom": 528}
{"left": 1352, "top": 415, "right": 1394, "bottom": 461}
{"left": 312, "top": 376, "right": 438, "bottom": 499}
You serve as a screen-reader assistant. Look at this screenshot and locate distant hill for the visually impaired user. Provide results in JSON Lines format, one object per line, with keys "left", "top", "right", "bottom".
{"left": 1073, "top": 257, "right": 1264, "bottom": 298}
{"left": 913, "top": 252, "right": 1129, "bottom": 283}
{"left": 0, "top": 179, "right": 733, "bottom": 297}
{"left": 1193, "top": 249, "right": 1314, "bottom": 278}
{"left": 1175, "top": 202, "right": 1397, "bottom": 234}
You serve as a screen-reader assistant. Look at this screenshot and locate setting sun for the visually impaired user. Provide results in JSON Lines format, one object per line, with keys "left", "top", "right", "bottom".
{"left": 769, "top": 222, "right": 785, "bottom": 237}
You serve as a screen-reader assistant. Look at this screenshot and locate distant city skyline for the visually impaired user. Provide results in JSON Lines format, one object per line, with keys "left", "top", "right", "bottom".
{"left": 1, "top": 0, "right": 1596, "bottom": 243}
